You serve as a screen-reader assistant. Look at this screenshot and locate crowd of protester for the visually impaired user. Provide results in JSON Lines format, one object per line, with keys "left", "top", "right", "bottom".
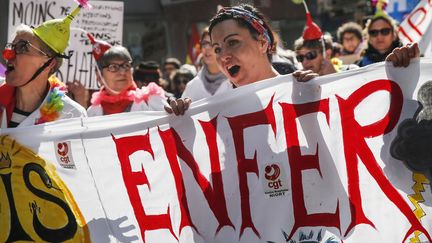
{"left": 0, "top": 0, "right": 420, "bottom": 128}
{"left": 64, "top": 2, "right": 415, "bottom": 110}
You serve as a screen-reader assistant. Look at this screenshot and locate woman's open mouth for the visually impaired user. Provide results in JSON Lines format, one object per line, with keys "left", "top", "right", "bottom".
{"left": 227, "top": 65, "right": 240, "bottom": 77}
{"left": 5, "top": 64, "right": 14, "bottom": 74}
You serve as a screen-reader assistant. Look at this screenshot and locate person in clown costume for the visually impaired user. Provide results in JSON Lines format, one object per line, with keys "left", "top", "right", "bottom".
{"left": 291, "top": 0, "right": 419, "bottom": 82}
{"left": 0, "top": 0, "right": 91, "bottom": 128}
{"left": 85, "top": 33, "right": 174, "bottom": 116}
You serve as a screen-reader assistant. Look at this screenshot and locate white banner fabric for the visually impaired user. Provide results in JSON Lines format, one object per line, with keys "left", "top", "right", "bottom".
{"left": 399, "top": 0, "right": 432, "bottom": 56}
{"left": 1, "top": 59, "right": 432, "bottom": 243}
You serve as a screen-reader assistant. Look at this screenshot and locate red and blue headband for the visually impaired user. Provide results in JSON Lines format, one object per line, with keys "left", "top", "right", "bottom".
{"left": 219, "top": 7, "right": 272, "bottom": 51}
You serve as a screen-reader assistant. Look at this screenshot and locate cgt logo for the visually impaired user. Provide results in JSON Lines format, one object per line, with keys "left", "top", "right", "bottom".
{"left": 57, "top": 142, "right": 69, "bottom": 157}
{"left": 55, "top": 141, "right": 76, "bottom": 169}
{"left": 265, "top": 164, "right": 283, "bottom": 190}
{"left": 262, "top": 162, "right": 288, "bottom": 198}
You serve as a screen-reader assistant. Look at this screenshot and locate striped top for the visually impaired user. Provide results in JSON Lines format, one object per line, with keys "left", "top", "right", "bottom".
{"left": 9, "top": 108, "right": 31, "bottom": 128}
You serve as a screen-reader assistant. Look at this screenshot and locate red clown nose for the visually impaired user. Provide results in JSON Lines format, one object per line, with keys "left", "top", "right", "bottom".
{"left": 2, "top": 49, "right": 16, "bottom": 61}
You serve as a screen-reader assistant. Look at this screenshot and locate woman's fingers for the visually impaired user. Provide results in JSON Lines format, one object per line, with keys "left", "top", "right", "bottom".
{"left": 165, "top": 98, "right": 192, "bottom": 116}
{"left": 293, "top": 70, "right": 317, "bottom": 82}
{"left": 408, "top": 43, "right": 420, "bottom": 58}
{"left": 386, "top": 43, "right": 420, "bottom": 67}
{"left": 176, "top": 99, "right": 185, "bottom": 115}
{"left": 164, "top": 104, "right": 173, "bottom": 114}
{"left": 184, "top": 98, "right": 192, "bottom": 111}
{"left": 401, "top": 47, "right": 410, "bottom": 67}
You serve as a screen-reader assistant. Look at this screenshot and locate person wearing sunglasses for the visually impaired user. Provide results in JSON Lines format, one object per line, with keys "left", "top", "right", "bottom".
{"left": 293, "top": 34, "right": 359, "bottom": 81}
{"left": 292, "top": 14, "right": 418, "bottom": 82}
{"left": 294, "top": 35, "right": 335, "bottom": 76}
{"left": 0, "top": 5, "right": 88, "bottom": 128}
{"left": 357, "top": 14, "right": 402, "bottom": 67}
{"left": 87, "top": 44, "right": 190, "bottom": 117}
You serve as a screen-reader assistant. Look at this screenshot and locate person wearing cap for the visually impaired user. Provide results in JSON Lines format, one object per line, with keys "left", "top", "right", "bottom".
{"left": 209, "top": 4, "right": 278, "bottom": 88}
{"left": 0, "top": 2, "right": 89, "bottom": 128}
{"left": 86, "top": 35, "right": 190, "bottom": 117}
{"left": 87, "top": 45, "right": 168, "bottom": 117}
{"left": 292, "top": 2, "right": 358, "bottom": 80}
{"left": 357, "top": 5, "right": 402, "bottom": 67}
{"left": 182, "top": 26, "right": 232, "bottom": 101}
{"left": 293, "top": 34, "right": 356, "bottom": 77}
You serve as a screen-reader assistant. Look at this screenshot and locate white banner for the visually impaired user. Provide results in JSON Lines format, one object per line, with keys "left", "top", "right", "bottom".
{"left": 1, "top": 59, "right": 432, "bottom": 243}
{"left": 398, "top": 0, "right": 432, "bottom": 56}
{"left": 7, "top": 0, "right": 124, "bottom": 89}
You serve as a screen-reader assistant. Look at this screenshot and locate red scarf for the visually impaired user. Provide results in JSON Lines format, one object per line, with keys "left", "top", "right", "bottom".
{"left": 0, "top": 83, "right": 16, "bottom": 124}
{"left": 91, "top": 85, "right": 137, "bottom": 115}
{"left": 101, "top": 98, "right": 133, "bottom": 115}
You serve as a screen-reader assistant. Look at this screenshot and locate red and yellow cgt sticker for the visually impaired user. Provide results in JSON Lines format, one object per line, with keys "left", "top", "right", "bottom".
{"left": 0, "top": 135, "right": 90, "bottom": 242}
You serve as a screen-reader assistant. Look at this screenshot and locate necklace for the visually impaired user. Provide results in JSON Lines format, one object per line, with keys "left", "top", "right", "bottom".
{"left": 35, "top": 76, "right": 66, "bottom": 125}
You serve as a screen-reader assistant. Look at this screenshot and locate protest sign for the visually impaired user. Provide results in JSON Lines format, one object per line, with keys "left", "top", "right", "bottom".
{"left": 398, "top": 0, "right": 432, "bottom": 56}
{"left": 387, "top": 0, "right": 420, "bottom": 22}
{"left": 7, "top": 0, "right": 124, "bottom": 89}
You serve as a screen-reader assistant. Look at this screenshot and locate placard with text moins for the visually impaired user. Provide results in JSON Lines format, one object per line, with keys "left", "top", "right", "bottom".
{"left": 7, "top": 0, "right": 124, "bottom": 89}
